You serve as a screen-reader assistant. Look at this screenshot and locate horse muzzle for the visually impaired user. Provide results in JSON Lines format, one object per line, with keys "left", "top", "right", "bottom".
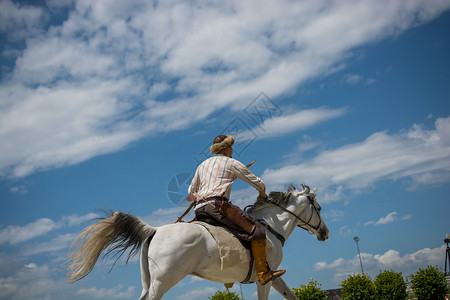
{"left": 318, "top": 227, "right": 329, "bottom": 241}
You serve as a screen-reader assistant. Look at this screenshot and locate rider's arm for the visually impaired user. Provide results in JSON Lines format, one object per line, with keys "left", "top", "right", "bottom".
{"left": 188, "top": 168, "right": 200, "bottom": 198}
{"left": 231, "top": 160, "right": 267, "bottom": 197}
{"left": 258, "top": 188, "right": 268, "bottom": 199}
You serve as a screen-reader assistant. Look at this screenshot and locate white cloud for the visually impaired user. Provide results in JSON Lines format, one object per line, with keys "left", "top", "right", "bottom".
{"left": 365, "top": 211, "right": 395, "bottom": 226}
{"left": 77, "top": 284, "right": 136, "bottom": 299}
{"left": 296, "top": 139, "right": 322, "bottom": 154}
{"left": 174, "top": 286, "right": 218, "bottom": 300}
{"left": 364, "top": 211, "right": 413, "bottom": 226}
{"left": 0, "top": 0, "right": 47, "bottom": 42}
{"left": 60, "top": 213, "right": 100, "bottom": 227}
{"left": 0, "top": 80, "right": 146, "bottom": 177}
{"left": 324, "top": 209, "right": 345, "bottom": 222}
{"left": 9, "top": 185, "right": 27, "bottom": 194}
{"left": 279, "top": 135, "right": 323, "bottom": 166}
{"left": 315, "top": 257, "right": 345, "bottom": 271}
{"left": 366, "top": 78, "right": 376, "bottom": 85}
{"left": 1, "top": 0, "right": 450, "bottom": 178}
{"left": 230, "top": 187, "right": 260, "bottom": 208}
{"left": 240, "top": 107, "right": 347, "bottom": 140}
{"left": 344, "top": 74, "right": 362, "bottom": 85}
{"left": 338, "top": 226, "right": 353, "bottom": 236}
{"left": 21, "top": 233, "right": 77, "bottom": 256}
{"left": 0, "top": 258, "right": 135, "bottom": 300}
{"left": 321, "top": 185, "right": 346, "bottom": 204}
{"left": 0, "top": 212, "right": 100, "bottom": 245}
{"left": 0, "top": 262, "right": 69, "bottom": 300}
{"left": 314, "top": 245, "right": 445, "bottom": 283}
{"left": 141, "top": 206, "right": 190, "bottom": 227}
{"left": 0, "top": 218, "right": 57, "bottom": 245}
{"left": 374, "top": 212, "right": 398, "bottom": 225}
{"left": 343, "top": 73, "right": 376, "bottom": 86}
{"left": 401, "top": 214, "right": 412, "bottom": 221}
{"left": 189, "top": 276, "right": 207, "bottom": 283}
{"left": 263, "top": 116, "right": 450, "bottom": 202}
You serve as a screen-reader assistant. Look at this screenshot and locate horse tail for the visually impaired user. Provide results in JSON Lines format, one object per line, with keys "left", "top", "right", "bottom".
{"left": 67, "top": 210, "right": 157, "bottom": 283}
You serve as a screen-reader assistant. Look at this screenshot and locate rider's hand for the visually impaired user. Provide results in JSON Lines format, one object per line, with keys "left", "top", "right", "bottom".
{"left": 186, "top": 194, "right": 197, "bottom": 201}
{"left": 258, "top": 189, "right": 268, "bottom": 199}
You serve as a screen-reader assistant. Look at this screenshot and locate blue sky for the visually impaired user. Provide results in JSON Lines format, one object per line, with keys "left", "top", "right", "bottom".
{"left": 1, "top": 0, "right": 450, "bottom": 299}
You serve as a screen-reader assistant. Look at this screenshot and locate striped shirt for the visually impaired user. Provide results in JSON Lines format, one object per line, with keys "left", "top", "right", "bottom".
{"left": 188, "top": 154, "right": 265, "bottom": 206}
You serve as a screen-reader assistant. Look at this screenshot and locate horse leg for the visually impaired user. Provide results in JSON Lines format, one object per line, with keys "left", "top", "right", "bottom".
{"left": 256, "top": 282, "right": 272, "bottom": 300}
{"left": 139, "top": 237, "right": 151, "bottom": 300}
{"left": 271, "top": 277, "right": 298, "bottom": 300}
{"left": 140, "top": 224, "right": 209, "bottom": 300}
{"left": 140, "top": 250, "right": 194, "bottom": 300}
{"left": 145, "top": 257, "right": 190, "bottom": 300}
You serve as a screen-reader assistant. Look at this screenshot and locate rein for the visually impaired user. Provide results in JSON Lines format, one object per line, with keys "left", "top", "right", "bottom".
{"left": 258, "top": 195, "right": 322, "bottom": 233}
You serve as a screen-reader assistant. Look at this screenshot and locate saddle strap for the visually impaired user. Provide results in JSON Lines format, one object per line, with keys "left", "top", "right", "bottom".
{"left": 266, "top": 225, "right": 286, "bottom": 247}
{"left": 241, "top": 253, "right": 255, "bottom": 284}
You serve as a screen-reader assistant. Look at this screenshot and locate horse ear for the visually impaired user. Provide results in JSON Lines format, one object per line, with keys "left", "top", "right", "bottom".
{"left": 287, "top": 185, "right": 297, "bottom": 193}
{"left": 298, "top": 184, "right": 310, "bottom": 194}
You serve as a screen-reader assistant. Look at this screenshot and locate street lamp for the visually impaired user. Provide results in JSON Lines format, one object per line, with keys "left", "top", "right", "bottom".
{"left": 445, "top": 234, "right": 450, "bottom": 276}
{"left": 354, "top": 236, "right": 364, "bottom": 273}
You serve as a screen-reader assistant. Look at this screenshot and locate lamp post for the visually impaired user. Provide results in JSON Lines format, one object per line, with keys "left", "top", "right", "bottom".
{"left": 354, "top": 236, "right": 364, "bottom": 273}
{"left": 445, "top": 234, "right": 450, "bottom": 276}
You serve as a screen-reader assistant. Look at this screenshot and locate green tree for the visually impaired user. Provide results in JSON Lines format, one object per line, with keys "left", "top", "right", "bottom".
{"left": 292, "top": 279, "right": 328, "bottom": 300}
{"left": 340, "top": 273, "right": 376, "bottom": 300}
{"left": 208, "top": 290, "right": 243, "bottom": 300}
{"left": 374, "top": 270, "right": 407, "bottom": 300}
{"left": 408, "top": 265, "right": 448, "bottom": 300}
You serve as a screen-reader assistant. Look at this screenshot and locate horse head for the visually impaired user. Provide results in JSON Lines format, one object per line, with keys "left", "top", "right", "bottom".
{"left": 287, "top": 184, "right": 329, "bottom": 241}
{"left": 256, "top": 184, "right": 328, "bottom": 242}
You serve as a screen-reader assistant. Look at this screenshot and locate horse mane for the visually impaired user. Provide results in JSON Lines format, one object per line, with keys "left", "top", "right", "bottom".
{"left": 248, "top": 184, "right": 311, "bottom": 213}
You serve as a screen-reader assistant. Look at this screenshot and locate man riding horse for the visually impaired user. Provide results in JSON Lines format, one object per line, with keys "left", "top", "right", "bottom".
{"left": 188, "top": 134, "right": 286, "bottom": 285}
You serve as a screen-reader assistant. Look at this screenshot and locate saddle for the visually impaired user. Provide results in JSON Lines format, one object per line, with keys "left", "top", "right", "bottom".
{"left": 193, "top": 220, "right": 252, "bottom": 269}
{"left": 192, "top": 220, "right": 257, "bottom": 288}
{"left": 194, "top": 214, "right": 273, "bottom": 286}
{"left": 195, "top": 212, "right": 251, "bottom": 250}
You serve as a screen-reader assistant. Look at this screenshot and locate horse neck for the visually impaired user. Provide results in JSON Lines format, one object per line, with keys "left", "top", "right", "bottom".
{"left": 251, "top": 205, "right": 298, "bottom": 241}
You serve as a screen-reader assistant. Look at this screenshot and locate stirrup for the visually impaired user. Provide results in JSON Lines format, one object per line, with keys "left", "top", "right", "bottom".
{"left": 258, "top": 269, "right": 286, "bottom": 285}
{"left": 224, "top": 283, "right": 234, "bottom": 289}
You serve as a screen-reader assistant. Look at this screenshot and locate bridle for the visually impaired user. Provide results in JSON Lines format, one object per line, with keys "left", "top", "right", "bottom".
{"left": 246, "top": 191, "right": 324, "bottom": 247}
{"left": 258, "top": 194, "right": 323, "bottom": 232}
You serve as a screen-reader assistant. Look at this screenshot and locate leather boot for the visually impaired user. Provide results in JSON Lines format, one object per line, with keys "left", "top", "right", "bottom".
{"left": 251, "top": 239, "right": 286, "bottom": 285}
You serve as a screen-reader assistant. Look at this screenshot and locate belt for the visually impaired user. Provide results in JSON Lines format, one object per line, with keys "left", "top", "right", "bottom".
{"left": 194, "top": 196, "right": 228, "bottom": 209}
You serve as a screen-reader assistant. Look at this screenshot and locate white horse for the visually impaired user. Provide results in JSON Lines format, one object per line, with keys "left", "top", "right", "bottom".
{"left": 67, "top": 184, "right": 329, "bottom": 300}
